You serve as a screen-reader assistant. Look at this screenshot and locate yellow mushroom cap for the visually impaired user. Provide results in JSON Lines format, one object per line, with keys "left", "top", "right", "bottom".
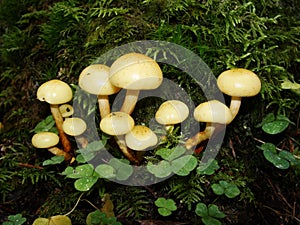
{"left": 37, "top": 79, "right": 73, "bottom": 104}
{"left": 59, "top": 104, "right": 74, "bottom": 117}
{"left": 125, "top": 125, "right": 158, "bottom": 151}
{"left": 32, "top": 132, "right": 59, "bottom": 148}
{"left": 155, "top": 100, "right": 189, "bottom": 125}
{"left": 62, "top": 117, "right": 87, "bottom": 136}
{"left": 100, "top": 112, "right": 135, "bottom": 136}
{"left": 109, "top": 53, "right": 163, "bottom": 90}
{"left": 194, "top": 100, "right": 233, "bottom": 124}
{"left": 217, "top": 68, "right": 261, "bottom": 97}
{"left": 79, "top": 64, "right": 120, "bottom": 95}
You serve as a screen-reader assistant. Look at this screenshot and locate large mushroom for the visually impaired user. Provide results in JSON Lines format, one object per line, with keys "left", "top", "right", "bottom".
{"left": 109, "top": 53, "right": 163, "bottom": 114}
{"left": 155, "top": 100, "right": 189, "bottom": 133}
{"left": 37, "top": 79, "right": 73, "bottom": 152}
{"left": 217, "top": 68, "right": 261, "bottom": 120}
{"left": 32, "top": 131, "right": 72, "bottom": 160}
{"left": 100, "top": 112, "right": 139, "bottom": 164}
{"left": 185, "top": 100, "right": 233, "bottom": 150}
{"left": 79, "top": 64, "right": 120, "bottom": 119}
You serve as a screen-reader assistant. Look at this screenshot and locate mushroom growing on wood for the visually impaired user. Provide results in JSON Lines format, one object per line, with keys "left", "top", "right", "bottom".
{"left": 155, "top": 100, "right": 189, "bottom": 133}
{"left": 79, "top": 64, "right": 120, "bottom": 119}
{"left": 100, "top": 112, "right": 139, "bottom": 164}
{"left": 185, "top": 100, "right": 233, "bottom": 150}
{"left": 37, "top": 79, "right": 73, "bottom": 152}
{"left": 217, "top": 68, "right": 261, "bottom": 120}
{"left": 109, "top": 53, "right": 163, "bottom": 114}
{"left": 31, "top": 132, "right": 72, "bottom": 160}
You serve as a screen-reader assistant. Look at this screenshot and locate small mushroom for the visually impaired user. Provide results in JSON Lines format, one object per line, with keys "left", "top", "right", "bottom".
{"left": 31, "top": 132, "right": 72, "bottom": 160}
{"left": 109, "top": 53, "right": 163, "bottom": 114}
{"left": 62, "top": 117, "right": 88, "bottom": 148}
{"left": 125, "top": 125, "right": 158, "bottom": 151}
{"left": 217, "top": 68, "right": 261, "bottom": 120}
{"left": 37, "top": 79, "right": 73, "bottom": 152}
{"left": 59, "top": 104, "right": 74, "bottom": 118}
{"left": 100, "top": 112, "right": 138, "bottom": 164}
{"left": 185, "top": 100, "right": 233, "bottom": 150}
{"left": 155, "top": 100, "right": 189, "bottom": 133}
{"left": 79, "top": 64, "right": 120, "bottom": 119}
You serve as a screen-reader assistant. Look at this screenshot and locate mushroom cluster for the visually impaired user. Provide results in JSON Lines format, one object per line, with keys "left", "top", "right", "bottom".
{"left": 185, "top": 68, "right": 261, "bottom": 150}
{"left": 32, "top": 53, "right": 261, "bottom": 165}
{"left": 33, "top": 79, "right": 88, "bottom": 162}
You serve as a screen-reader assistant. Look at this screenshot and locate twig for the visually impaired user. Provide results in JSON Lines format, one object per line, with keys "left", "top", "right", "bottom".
{"left": 64, "top": 192, "right": 85, "bottom": 216}
{"left": 18, "top": 163, "right": 43, "bottom": 170}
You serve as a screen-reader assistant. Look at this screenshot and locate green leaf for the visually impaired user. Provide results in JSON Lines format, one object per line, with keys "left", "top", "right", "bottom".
{"left": 171, "top": 155, "right": 198, "bottom": 176}
{"left": 208, "top": 204, "right": 226, "bottom": 218}
{"left": 278, "top": 151, "right": 300, "bottom": 165}
{"left": 31, "top": 115, "right": 57, "bottom": 134}
{"left": 258, "top": 142, "right": 277, "bottom": 153}
{"left": 157, "top": 208, "right": 172, "bottom": 216}
{"left": 197, "top": 159, "right": 220, "bottom": 175}
{"left": 155, "top": 198, "right": 177, "bottom": 216}
{"left": 74, "top": 176, "right": 98, "bottom": 191}
{"left": 201, "top": 217, "right": 222, "bottom": 225}
{"left": 147, "top": 160, "right": 172, "bottom": 178}
{"left": 95, "top": 164, "right": 116, "bottom": 179}
{"left": 195, "top": 203, "right": 208, "bottom": 217}
{"left": 224, "top": 184, "right": 240, "bottom": 198}
{"left": 156, "top": 146, "right": 185, "bottom": 161}
{"left": 62, "top": 164, "right": 94, "bottom": 178}
{"left": 109, "top": 158, "right": 133, "bottom": 180}
{"left": 262, "top": 120, "right": 289, "bottom": 134}
{"left": 211, "top": 183, "right": 225, "bottom": 195}
{"left": 42, "top": 155, "right": 65, "bottom": 166}
{"left": 263, "top": 149, "right": 290, "bottom": 169}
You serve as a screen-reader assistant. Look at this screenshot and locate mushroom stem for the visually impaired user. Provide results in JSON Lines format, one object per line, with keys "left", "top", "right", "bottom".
{"left": 48, "top": 147, "right": 73, "bottom": 161}
{"left": 185, "top": 123, "right": 216, "bottom": 150}
{"left": 120, "top": 90, "right": 140, "bottom": 115}
{"left": 229, "top": 96, "right": 242, "bottom": 120}
{"left": 50, "top": 104, "right": 72, "bottom": 152}
{"left": 115, "top": 135, "right": 139, "bottom": 165}
{"left": 98, "top": 95, "right": 110, "bottom": 119}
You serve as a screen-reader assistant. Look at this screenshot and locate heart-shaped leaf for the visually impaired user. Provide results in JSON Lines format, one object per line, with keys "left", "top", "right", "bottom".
{"left": 95, "top": 164, "right": 116, "bottom": 179}
{"left": 74, "top": 176, "right": 98, "bottom": 191}
{"left": 147, "top": 160, "right": 172, "bottom": 178}
{"left": 171, "top": 155, "right": 197, "bottom": 176}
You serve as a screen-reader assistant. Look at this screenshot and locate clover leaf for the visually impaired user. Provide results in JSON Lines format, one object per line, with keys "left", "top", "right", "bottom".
{"left": 258, "top": 143, "right": 292, "bottom": 169}
{"left": 257, "top": 113, "right": 292, "bottom": 135}
{"left": 147, "top": 160, "right": 172, "bottom": 178}
{"left": 197, "top": 159, "right": 220, "bottom": 175}
{"left": 211, "top": 180, "right": 240, "bottom": 198}
{"left": 195, "top": 203, "right": 225, "bottom": 225}
{"left": 3, "top": 214, "right": 26, "bottom": 225}
{"left": 155, "top": 197, "right": 177, "bottom": 216}
{"left": 62, "top": 164, "right": 98, "bottom": 191}
{"left": 171, "top": 155, "right": 197, "bottom": 176}
{"left": 108, "top": 158, "right": 133, "bottom": 181}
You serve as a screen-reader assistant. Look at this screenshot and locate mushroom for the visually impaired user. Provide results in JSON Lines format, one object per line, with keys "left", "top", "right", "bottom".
{"left": 100, "top": 112, "right": 138, "bottom": 164}
{"left": 155, "top": 100, "right": 189, "bottom": 133}
{"left": 125, "top": 125, "right": 158, "bottom": 151}
{"left": 59, "top": 104, "right": 74, "bottom": 118}
{"left": 37, "top": 79, "right": 73, "bottom": 152}
{"left": 32, "top": 132, "right": 72, "bottom": 160}
{"left": 109, "top": 53, "right": 163, "bottom": 114}
{"left": 217, "top": 68, "right": 261, "bottom": 120}
{"left": 185, "top": 100, "right": 233, "bottom": 150}
{"left": 79, "top": 64, "right": 120, "bottom": 119}
{"left": 62, "top": 117, "right": 88, "bottom": 148}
